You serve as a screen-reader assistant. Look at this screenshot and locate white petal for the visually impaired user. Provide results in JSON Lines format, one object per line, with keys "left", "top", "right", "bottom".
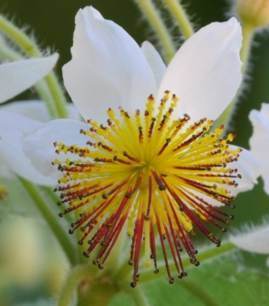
{"left": 22, "top": 119, "right": 88, "bottom": 183}
{"left": 141, "top": 41, "right": 166, "bottom": 87}
{"left": 0, "top": 111, "right": 53, "bottom": 185}
{"left": 249, "top": 105, "right": 269, "bottom": 194}
{"left": 63, "top": 6, "right": 156, "bottom": 122}
{"left": 232, "top": 147, "right": 259, "bottom": 194}
{"left": 158, "top": 18, "right": 242, "bottom": 121}
{"left": 0, "top": 100, "right": 50, "bottom": 122}
{"left": 0, "top": 138, "right": 55, "bottom": 185}
{"left": 0, "top": 152, "right": 14, "bottom": 180}
{"left": 0, "top": 54, "right": 58, "bottom": 103}
{"left": 260, "top": 103, "right": 269, "bottom": 118}
{"left": 0, "top": 100, "right": 80, "bottom": 121}
{"left": 0, "top": 111, "right": 42, "bottom": 142}
{"left": 0, "top": 111, "right": 87, "bottom": 186}
{"left": 231, "top": 225, "right": 269, "bottom": 254}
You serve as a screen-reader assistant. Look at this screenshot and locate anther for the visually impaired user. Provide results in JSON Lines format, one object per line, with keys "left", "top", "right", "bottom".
{"left": 179, "top": 271, "right": 187, "bottom": 278}
{"left": 130, "top": 282, "right": 136, "bottom": 288}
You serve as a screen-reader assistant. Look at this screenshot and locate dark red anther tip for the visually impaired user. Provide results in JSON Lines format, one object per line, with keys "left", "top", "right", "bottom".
{"left": 130, "top": 282, "right": 136, "bottom": 288}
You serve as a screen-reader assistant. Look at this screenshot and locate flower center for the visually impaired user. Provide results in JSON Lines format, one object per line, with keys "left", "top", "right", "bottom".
{"left": 54, "top": 92, "right": 241, "bottom": 286}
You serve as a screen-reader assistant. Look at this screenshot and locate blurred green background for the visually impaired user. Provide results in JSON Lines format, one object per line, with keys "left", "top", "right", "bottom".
{"left": 0, "top": 0, "right": 269, "bottom": 305}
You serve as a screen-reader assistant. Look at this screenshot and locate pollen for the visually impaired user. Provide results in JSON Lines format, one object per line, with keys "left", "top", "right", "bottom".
{"left": 54, "top": 92, "right": 241, "bottom": 286}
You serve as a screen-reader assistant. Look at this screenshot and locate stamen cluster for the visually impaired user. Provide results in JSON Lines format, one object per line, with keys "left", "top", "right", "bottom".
{"left": 54, "top": 92, "right": 241, "bottom": 286}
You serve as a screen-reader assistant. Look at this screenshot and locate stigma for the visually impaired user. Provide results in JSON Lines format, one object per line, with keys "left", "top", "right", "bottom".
{"left": 54, "top": 91, "right": 241, "bottom": 286}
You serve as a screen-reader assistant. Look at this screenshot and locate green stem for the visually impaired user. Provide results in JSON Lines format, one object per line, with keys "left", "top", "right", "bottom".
{"left": 0, "top": 15, "right": 68, "bottom": 118}
{"left": 194, "top": 242, "right": 235, "bottom": 264}
{"left": 42, "top": 186, "right": 72, "bottom": 223}
{"left": 58, "top": 264, "right": 91, "bottom": 306}
{"left": 0, "top": 37, "right": 20, "bottom": 61}
{"left": 162, "top": 0, "right": 194, "bottom": 39}
{"left": 180, "top": 280, "right": 218, "bottom": 306}
{"left": 19, "top": 178, "right": 77, "bottom": 265}
{"left": 43, "top": 186, "right": 88, "bottom": 264}
{"left": 35, "top": 81, "right": 58, "bottom": 116}
{"left": 120, "top": 242, "right": 236, "bottom": 283}
{"left": 129, "top": 288, "right": 150, "bottom": 306}
{"left": 241, "top": 23, "right": 254, "bottom": 68}
{"left": 45, "top": 73, "right": 69, "bottom": 118}
{"left": 134, "top": 0, "right": 176, "bottom": 62}
{"left": 214, "top": 23, "right": 255, "bottom": 130}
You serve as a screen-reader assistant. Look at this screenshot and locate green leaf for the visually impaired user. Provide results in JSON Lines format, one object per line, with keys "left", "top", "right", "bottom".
{"left": 111, "top": 254, "right": 269, "bottom": 306}
{"left": 143, "top": 255, "right": 269, "bottom": 306}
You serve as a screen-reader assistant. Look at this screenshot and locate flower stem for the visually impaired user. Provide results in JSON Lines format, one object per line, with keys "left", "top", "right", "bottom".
{"left": 162, "top": 0, "right": 194, "bottom": 39}
{"left": 180, "top": 280, "right": 218, "bottom": 306}
{"left": 213, "top": 23, "right": 255, "bottom": 130}
{"left": 0, "top": 15, "right": 68, "bottom": 118}
{"left": 19, "top": 178, "right": 77, "bottom": 265}
{"left": 0, "top": 36, "right": 21, "bottom": 61}
{"left": 42, "top": 186, "right": 85, "bottom": 262}
{"left": 134, "top": 0, "right": 176, "bottom": 62}
{"left": 44, "top": 73, "right": 68, "bottom": 118}
{"left": 129, "top": 288, "right": 150, "bottom": 306}
{"left": 241, "top": 23, "right": 254, "bottom": 68}
{"left": 58, "top": 264, "right": 91, "bottom": 306}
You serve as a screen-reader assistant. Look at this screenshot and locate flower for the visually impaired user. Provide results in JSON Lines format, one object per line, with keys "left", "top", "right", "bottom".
{"left": 249, "top": 103, "right": 269, "bottom": 194}
{"left": 0, "top": 6, "right": 259, "bottom": 285}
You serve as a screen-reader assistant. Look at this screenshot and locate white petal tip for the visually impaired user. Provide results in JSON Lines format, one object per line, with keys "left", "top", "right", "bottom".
{"left": 227, "top": 17, "right": 240, "bottom": 26}
{"left": 0, "top": 54, "right": 58, "bottom": 104}
{"left": 78, "top": 6, "right": 103, "bottom": 21}
{"left": 48, "top": 53, "right": 59, "bottom": 64}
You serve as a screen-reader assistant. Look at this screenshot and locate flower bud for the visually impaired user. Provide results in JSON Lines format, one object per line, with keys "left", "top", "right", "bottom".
{"left": 236, "top": 0, "right": 269, "bottom": 28}
{"left": 0, "top": 217, "right": 43, "bottom": 286}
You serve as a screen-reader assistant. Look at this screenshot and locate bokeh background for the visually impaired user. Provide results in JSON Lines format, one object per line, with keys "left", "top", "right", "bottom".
{"left": 0, "top": 0, "right": 269, "bottom": 305}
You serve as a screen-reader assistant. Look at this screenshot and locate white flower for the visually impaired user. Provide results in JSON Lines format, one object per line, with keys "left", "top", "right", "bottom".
{"left": 230, "top": 223, "right": 269, "bottom": 254}
{"left": 0, "top": 54, "right": 58, "bottom": 181}
{"left": 0, "top": 6, "right": 258, "bottom": 191}
{"left": 249, "top": 103, "right": 269, "bottom": 194}
{"left": 0, "top": 6, "right": 262, "bottom": 283}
